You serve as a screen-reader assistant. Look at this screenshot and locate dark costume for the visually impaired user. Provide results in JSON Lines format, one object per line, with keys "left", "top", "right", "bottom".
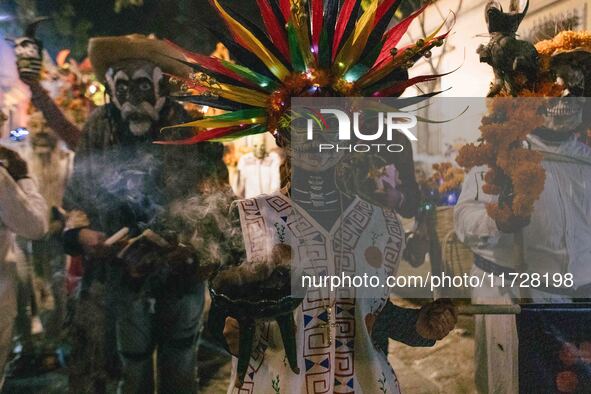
{"left": 60, "top": 35, "right": 228, "bottom": 393}
{"left": 63, "top": 99, "right": 226, "bottom": 392}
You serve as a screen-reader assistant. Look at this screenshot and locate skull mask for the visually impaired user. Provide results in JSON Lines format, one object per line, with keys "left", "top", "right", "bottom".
{"left": 105, "top": 59, "right": 166, "bottom": 136}
{"left": 28, "top": 112, "right": 58, "bottom": 156}
{"left": 542, "top": 52, "right": 590, "bottom": 135}
{"left": 252, "top": 135, "right": 267, "bottom": 160}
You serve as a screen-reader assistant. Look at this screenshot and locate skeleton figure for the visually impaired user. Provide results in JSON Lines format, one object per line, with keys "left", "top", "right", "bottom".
{"left": 456, "top": 35, "right": 591, "bottom": 394}
{"left": 214, "top": 110, "right": 457, "bottom": 393}
{"left": 539, "top": 52, "right": 590, "bottom": 139}
{"left": 18, "top": 113, "right": 74, "bottom": 343}
{"left": 235, "top": 135, "right": 282, "bottom": 199}
{"left": 25, "top": 112, "right": 74, "bottom": 209}
{"left": 477, "top": 0, "right": 539, "bottom": 97}
{"left": 7, "top": 18, "right": 48, "bottom": 81}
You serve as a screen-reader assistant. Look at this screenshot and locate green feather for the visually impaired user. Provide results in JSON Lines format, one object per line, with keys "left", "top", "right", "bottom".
{"left": 221, "top": 60, "right": 280, "bottom": 91}
{"left": 210, "top": 125, "right": 267, "bottom": 142}
{"left": 205, "top": 108, "right": 266, "bottom": 121}
{"left": 318, "top": 27, "right": 331, "bottom": 69}
{"left": 288, "top": 23, "right": 306, "bottom": 72}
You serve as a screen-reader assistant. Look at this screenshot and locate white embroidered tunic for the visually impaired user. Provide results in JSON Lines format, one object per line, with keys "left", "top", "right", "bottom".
{"left": 229, "top": 192, "right": 405, "bottom": 394}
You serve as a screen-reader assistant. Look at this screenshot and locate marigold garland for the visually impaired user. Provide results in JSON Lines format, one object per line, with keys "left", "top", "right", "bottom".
{"left": 535, "top": 31, "right": 591, "bottom": 70}
{"left": 431, "top": 162, "right": 464, "bottom": 194}
{"left": 536, "top": 31, "right": 591, "bottom": 56}
{"left": 456, "top": 98, "right": 547, "bottom": 223}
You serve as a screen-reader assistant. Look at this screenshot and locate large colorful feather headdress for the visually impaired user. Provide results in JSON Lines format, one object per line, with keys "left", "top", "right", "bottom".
{"left": 159, "top": 0, "right": 452, "bottom": 145}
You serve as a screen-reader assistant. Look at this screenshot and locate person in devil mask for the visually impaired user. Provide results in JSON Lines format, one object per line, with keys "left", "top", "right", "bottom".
{"left": 61, "top": 35, "right": 228, "bottom": 393}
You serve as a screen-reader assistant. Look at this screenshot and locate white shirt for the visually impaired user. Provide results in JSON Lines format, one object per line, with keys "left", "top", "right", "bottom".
{"left": 0, "top": 168, "right": 48, "bottom": 265}
{"left": 236, "top": 152, "right": 282, "bottom": 199}
{"left": 454, "top": 135, "right": 591, "bottom": 288}
{"left": 16, "top": 143, "right": 74, "bottom": 209}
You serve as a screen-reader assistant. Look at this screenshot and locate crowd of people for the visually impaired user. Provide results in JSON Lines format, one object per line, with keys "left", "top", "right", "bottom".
{"left": 0, "top": 25, "right": 457, "bottom": 394}
{"left": 0, "top": 1, "right": 589, "bottom": 393}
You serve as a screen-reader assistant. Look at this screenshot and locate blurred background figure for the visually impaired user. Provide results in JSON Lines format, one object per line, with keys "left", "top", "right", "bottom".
{"left": 236, "top": 134, "right": 282, "bottom": 199}
{"left": 7, "top": 110, "right": 74, "bottom": 378}
{"left": 0, "top": 41, "right": 48, "bottom": 385}
{"left": 0, "top": 144, "right": 48, "bottom": 390}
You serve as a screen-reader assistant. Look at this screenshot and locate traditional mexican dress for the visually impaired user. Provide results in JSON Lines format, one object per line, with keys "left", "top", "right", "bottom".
{"left": 230, "top": 192, "right": 405, "bottom": 394}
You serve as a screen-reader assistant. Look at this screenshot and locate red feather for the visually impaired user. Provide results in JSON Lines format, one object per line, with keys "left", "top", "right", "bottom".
{"left": 279, "top": 0, "right": 291, "bottom": 22}
{"left": 165, "top": 40, "right": 259, "bottom": 89}
{"left": 373, "top": 67, "right": 458, "bottom": 97}
{"left": 310, "top": 0, "right": 324, "bottom": 56}
{"left": 370, "top": 25, "right": 453, "bottom": 77}
{"left": 155, "top": 125, "right": 250, "bottom": 145}
{"left": 375, "top": 2, "right": 429, "bottom": 65}
{"left": 257, "top": 0, "right": 290, "bottom": 60}
{"left": 332, "top": 0, "right": 357, "bottom": 59}
{"left": 374, "top": 0, "right": 400, "bottom": 27}
{"left": 370, "top": 43, "right": 412, "bottom": 74}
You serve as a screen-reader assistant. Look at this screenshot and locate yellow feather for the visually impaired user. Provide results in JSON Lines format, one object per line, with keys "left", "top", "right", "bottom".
{"left": 212, "top": 0, "right": 290, "bottom": 80}
{"left": 209, "top": 83, "right": 270, "bottom": 107}
{"left": 427, "top": 17, "right": 447, "bottom": 41}
{"left": 357, "top": 52, "right": 407, "bottom": 88}
{"left": 290, "top": 0, "right": 316, "bottom": 68}
{"left": 332, "top": 0, "right": 378, "bottom": 76}
{"left": 163, "top": 116, "right": 266, "bottom": 130}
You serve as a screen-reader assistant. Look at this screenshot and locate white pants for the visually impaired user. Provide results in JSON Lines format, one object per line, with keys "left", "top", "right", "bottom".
{"left": 471, "top": 265, "right": 572, "bottom": 394}
{"left": 471, "top": 266, "right": 519, "bottom": 394}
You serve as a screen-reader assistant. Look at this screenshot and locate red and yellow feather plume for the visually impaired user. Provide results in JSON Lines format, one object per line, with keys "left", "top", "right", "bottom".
{"left": 160, "top": 0, "right": 453, "bottom": 144}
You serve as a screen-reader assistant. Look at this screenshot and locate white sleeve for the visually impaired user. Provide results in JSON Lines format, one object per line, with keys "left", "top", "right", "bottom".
{"left": 235, "top": 157, "right": 246, "bottom": 198}
{"left": 454, "top": 166, "right": 499, "bottom": 248}
{"left": 269, "top": 152, "right": 282, "bottom": 193}
{"left": 0, "top": 168, "right": 49, "bottom": 240}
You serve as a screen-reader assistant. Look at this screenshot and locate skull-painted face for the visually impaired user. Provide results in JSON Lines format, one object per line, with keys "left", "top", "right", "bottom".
{"left": 105, "top": 60, "right": 166, "bottom": 136}
{"left": 14, "top": 37, "right": 41, "bottom": 58}
{"left": 29, "top": 113, "right": 58, "bottom": 155}
{"left": 252, "top": 135, "right": 267, "bottom": 159}
{"left": 12, "top": 37, "right": 43, "bottom": 79}
{"left": 543, "top": 58, "right": 588, "bottom": 133}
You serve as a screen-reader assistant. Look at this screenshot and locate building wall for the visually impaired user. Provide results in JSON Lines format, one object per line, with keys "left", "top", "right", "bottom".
{"left": 403, "top": 0, "right": 589, "bottom": 159}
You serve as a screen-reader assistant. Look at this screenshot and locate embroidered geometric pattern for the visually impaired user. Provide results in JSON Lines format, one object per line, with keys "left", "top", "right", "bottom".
{"left": 236, "top": 195, "right": 405, "bottom": 394}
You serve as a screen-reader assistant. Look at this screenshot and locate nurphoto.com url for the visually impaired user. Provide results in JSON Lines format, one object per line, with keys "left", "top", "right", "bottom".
{"left": 300, "top": 272, "right": 574, "bottom": 292}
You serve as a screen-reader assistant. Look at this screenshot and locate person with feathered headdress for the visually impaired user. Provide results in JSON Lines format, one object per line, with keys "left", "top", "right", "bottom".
{"left": 159, "top": 1, "right": 458, "bottom": 392}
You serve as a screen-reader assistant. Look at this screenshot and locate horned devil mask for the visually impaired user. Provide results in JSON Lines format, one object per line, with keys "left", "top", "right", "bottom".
{"left": 105, "top": 60, "right": 166, "bottom": 136}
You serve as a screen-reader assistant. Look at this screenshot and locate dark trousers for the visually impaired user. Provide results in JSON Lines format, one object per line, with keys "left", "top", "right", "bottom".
{"left": 116, "top": 284, "right": 205, "bottom": 394}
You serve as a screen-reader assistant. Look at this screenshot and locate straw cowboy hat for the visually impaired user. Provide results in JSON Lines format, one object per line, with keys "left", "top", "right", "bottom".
{"left": 88, "top": 34, "right": 192, "bottom": 82}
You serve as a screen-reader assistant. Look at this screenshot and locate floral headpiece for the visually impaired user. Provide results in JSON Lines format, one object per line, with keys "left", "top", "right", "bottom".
{"left": 158, "top": 0, "right": 452, "bottom": 145}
